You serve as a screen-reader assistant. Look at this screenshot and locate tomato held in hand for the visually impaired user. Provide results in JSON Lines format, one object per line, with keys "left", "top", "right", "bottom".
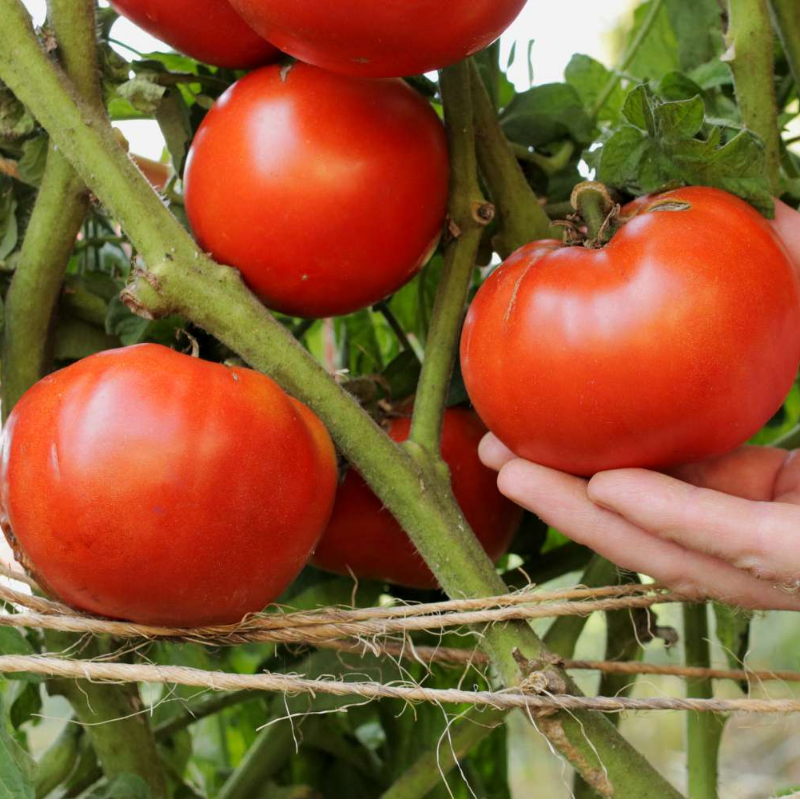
{"left": 184, "top": 63, "right": 449, "bottom": 318}
{"left": 227, "top": 0, "right": 527, "bottom": 78}
{"left": 0, "top": 345, "right": 337, "bottom": 626}
{"left": 109, "top": 0, "right": 280, "bottom": 69}
{"left": 312, "top": 409, "right": 522, "bottom": 589}
{"left": 461, "top": 187, "right": 800, "bottom": 476}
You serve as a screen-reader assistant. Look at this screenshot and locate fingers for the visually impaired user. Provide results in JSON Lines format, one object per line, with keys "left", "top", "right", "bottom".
{"left": 478, "top": 433, "right": 517, "bottom": 471}
{"left": 771, "top": 199, "right": 800, "bottom": 274}
{"left": 670, "top": 446, "right": 789, "bottom": 501}
{"left": 496, "top": 459, "right": 800, "bottom": 611}
{"left": 588, "top": 469, "right": 800, "bottom": 585}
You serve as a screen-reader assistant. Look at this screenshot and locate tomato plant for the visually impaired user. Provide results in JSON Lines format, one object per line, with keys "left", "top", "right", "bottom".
{"left": 184, "top": 62, "right": 449, "bottom": 319}
{"left": 227, "top": 0, "right": 527, "bottom": 77}
{"left": 313, "top": 408, "right": 522, "bottom": 588}
{"left": 0, "top": 344, "right": 337, "bottom": 626}
{"left": 108, "top": 0, "right": 280, "bottom": 69}
{"left": 461, "top": 187, "right": 800, "bottom": 476}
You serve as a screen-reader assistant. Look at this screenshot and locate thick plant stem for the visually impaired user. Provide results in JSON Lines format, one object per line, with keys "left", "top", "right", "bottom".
{"left": 683, "top": 604, "right": 723, "bottom": 799}
{"left": 0, "top": 0, "right": 104, "bottom": 417}
{"left": 469, "top": 60, "right": 551, "bottom": 257}
{"left": 726, "top": 0, "right": 782, "bottom": 193}
{"left": 383, "top": 556, "right": 621, "bottom": 800}
{"left": 770, "top": 0, "right": 800, "bottom": 97}
{"left": 0, "top": 8, "right": 682, "bottom": 795}
{"left": 409, "top": 62, "right": 491, "bottom": 453}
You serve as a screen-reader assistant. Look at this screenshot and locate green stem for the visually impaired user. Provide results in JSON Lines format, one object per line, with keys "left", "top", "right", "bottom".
{"left": 571, "top": 181, "right": 614, "bottom": 245}
{"left": 726, "top": 0, "right": 782, "bottom": 194}
{"left": 0, "top": 9, "right": 681, "bottom": 794}
{"left": 408, "top": 62, "right": 491, "bottom": 452}
{"left": 510, "top": 141, "right": 575, "bottom": 176}
{"left": 0, "top": 0, "right": 105, "bottom": 417}
{"left": 592, "top": 0, "right": 665, "bottom": 118}
{"left": 470, "top": 60, "right": 551, "bottom": 257}
{"left": 683, "top": 604, "right": 723, "bottom": 799}
{"left": 770, "top": 0, "right": 800, "bottom": 99}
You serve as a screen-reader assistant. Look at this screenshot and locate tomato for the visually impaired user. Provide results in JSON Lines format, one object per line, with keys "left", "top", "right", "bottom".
{"left": 184, "top": 63, "right": 449, "bottom": 318}
{"left": 227, "top": 0, "right": 527, "bottom": 78}
{"left": 312, "top": 408, "right": 522, "bottom": 589}
{"left": 108, "top": 0, "right": 280, "bottom": 69}
{"left": 460, "top": 187, "right": 800, "bottom": 476}
{"left": 0, "top": 344, "right": 337, "bottom": 626}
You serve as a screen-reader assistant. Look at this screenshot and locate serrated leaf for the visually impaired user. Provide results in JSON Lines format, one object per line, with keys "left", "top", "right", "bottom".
{"left": 596, "top": 125, "right": 649, "bottom": 186}
{"left": 500, "top": 83, "right": 594, "bottom": 148}
{"left": 0, "top": 696, "right": 35, "bottom": 799}
{"left": 657, "top": 71, "right": 705, "bottom": 102}
{"left": 565, "top": 54, "right": 624, "bottom": 122}
{"left": 622, "top": 85, "right": 655, "bottom": 133}
{"left": 115, "top": 73, "right": 166, "bottom": 116}
{"left": 626, "top": 0, "right": 680, "bottom": 80}
{"left": 156, "top": 91, "right": 192, "bottom": 176}
{"left": 16, "top": 134, "right": 49, "bottom": 186}
{"left": 654, "top": 95, "right": 704, "bottom": 139}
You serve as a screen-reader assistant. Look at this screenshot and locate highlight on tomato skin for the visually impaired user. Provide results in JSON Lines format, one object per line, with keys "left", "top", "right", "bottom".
{"left": 460, "top": 186, "right": 800, "bottom": 477}
{"left": 228, "top": 0, "right": 528, "bottom": 78}
{"left": 311, "top": 408, "right": 523, "bottom": 589}
{"left": 183, "top": 62, "right": 450, "bottom": 319}
{"left": 108, "top": 0, "right": 281, "bottom": 70}
{"left": 0, "top": 344, "right": 338, "bottom": 627}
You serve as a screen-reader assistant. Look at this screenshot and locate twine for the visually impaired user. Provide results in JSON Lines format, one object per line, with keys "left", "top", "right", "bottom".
{"left": 0, "top": 655, "right": 798, "bottom": 714}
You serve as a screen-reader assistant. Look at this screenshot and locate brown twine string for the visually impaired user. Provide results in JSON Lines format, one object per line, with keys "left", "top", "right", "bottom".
{"left": 322, "top": 640, "right": 800, "bottom": 685}
{"left": 0, "top": 655, "right": 798, "bottom": 714}
{"left": 0, "top": 592, "right": 683, "bottom": 645}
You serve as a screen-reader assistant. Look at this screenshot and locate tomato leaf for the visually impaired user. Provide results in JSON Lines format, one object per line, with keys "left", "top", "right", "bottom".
{"left": 664, "top": 0, "right": 724, "bottom": 72}
{"left": 16, "top": 134, "right": 49, "bottom": 187}
{"left": 0, "top": 696, "right": 35, "bottom": 799}
{"left": 0, "top": 177, "right": 18, "bottom": 260}
{"left": 565, "top": 54, "right": 624, "bottom": 123}
{"left": 500, "top": 83, "right": 594, "bottom": 148}
{"left": 594, "top": 84, "right": 774, "bottom": 216}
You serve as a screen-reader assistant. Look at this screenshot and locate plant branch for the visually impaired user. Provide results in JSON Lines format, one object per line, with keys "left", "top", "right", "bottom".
{"left": 683, "top": 604, "right": 724, "bottom": 799}
{"left": 470, "top": 60, "right": 551, "bottom": 257}
{"left": 375, "top": 300, "right": 419, "bottom": 361}
{"left": 409, "top": 62, "right": 492, "bottom": 452}
{"left": 726, "top": 0, "right": 782, "bottom": 194}
{"left": 0, "top": 9, "right": 681, "bottom": 794}
{"left": 770, "top": 0, "right": 800, "bottom": 100}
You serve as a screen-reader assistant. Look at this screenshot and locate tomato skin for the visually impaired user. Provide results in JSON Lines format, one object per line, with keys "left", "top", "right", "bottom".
{"left": 227, "top": 0, "right": 526, "bottom": 78}
{"left": 108, "top": 0, "right": 280, "bottom": 69}
{"left": 0, "top": 345, "right": 337, "bottom": 626}
{"left": 460, "top": 187, "right": 800, "bottom": 476}
{"left": 312, "top": 409, "right": 522, "bottom": 589}
{"left": 184, "top": 63, "right": 449, "bottom": 318}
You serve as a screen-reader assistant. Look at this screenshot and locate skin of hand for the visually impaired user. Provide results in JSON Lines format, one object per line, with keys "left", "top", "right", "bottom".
{"left": 479, "top": 199, "right": 800, "bottom": 611}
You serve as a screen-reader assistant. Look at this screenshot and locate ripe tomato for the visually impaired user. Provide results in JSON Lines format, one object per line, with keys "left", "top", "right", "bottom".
{"left": 184, "top": 63, "right": 449, "bottom": 318}
{"left": 108, "top": 0, "right": 280, "bottom": 69}
{"left": 461, "top": 187, "right": 800, "bottom": 476}
{"left": 312, "top": 408, "right": 522, "bottom": 589}
{"left": 0, "top": 345, "right": 337, "bottom": 626}
{"left": 227, "top": 0, "right": 527, "bottom": 78}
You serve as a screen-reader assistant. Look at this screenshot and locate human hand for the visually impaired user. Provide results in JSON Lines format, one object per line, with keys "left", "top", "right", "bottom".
{"left": 480, "top": 435, "right": 800, "bottom": 610}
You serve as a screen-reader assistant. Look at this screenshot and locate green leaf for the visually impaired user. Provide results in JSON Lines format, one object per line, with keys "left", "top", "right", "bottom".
{"left": 381, "top": 350, "right": 420, "bottom": 401}
{"left": 0, "top": 85, "right": 36, "bottom": 143}
{"left": 500, "top": 83, "right": 594, "bottom": 148}
{"left": 0, "top": 696, "right": 35, "bottom": 799}
{"left": 155, "top": 91, "right": 193, "bottom": 176}
{"left": 664, "top": 0, "right": 724, "bottom": 72}
{"left": 626, "top": 0, "right": 680, "bottom": 80}
{"left": 88, "top": 773, "right": 151, "bottom": 799}
{"left": 657, "top": 71, "right": 705, "bottom": 102}
{"left": 115, "top": 73, "right": 167, "bottom": 116}
{"left": 16, "top": 134, "right": 49, "bottom": 186}
{"left": 565, "top": 54, "right": 624, "bottom": 122}
{"left": 596, "top": 125, "right": 649, "bottom": 187}
{"left": 336, "top": 309, "right": 384, "bottom": 376}
{"left": 9, "top": 683, "right": 41, "bottom": 730}
{"left": 654, "top": 94, "right": 704, "bottom": 139}
{"left": 622, "top": 85, "right": 655, "bottom": 133}
{"left": 0, "top": 178, "right": 18, "bottom": 260}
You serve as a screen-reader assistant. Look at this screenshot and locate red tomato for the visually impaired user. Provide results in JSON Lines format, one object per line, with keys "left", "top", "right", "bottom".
{"left": 108, "top": 0, "right": 280, "bottom": 69}
{"left": 0, "top": 345, "right": 337, "bottom": 626}
{"left": 184, "top": 63, "right": 449, "bottom": 318}
{"left": 461, "top": 187, "right": 800, "bottom": 476}
{"left": 312, "top": 409, "right": 522, "bottom": 588}
{"left": 227, "top": 0, "right": 527, "bottom": 78}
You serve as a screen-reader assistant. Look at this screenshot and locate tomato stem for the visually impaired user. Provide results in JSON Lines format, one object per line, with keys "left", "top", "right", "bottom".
{"left": 769, "top": 0, "right": 800, "bottom": 104}
{"left": 570, "top": 180, "right": 615, "bottom": 246}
